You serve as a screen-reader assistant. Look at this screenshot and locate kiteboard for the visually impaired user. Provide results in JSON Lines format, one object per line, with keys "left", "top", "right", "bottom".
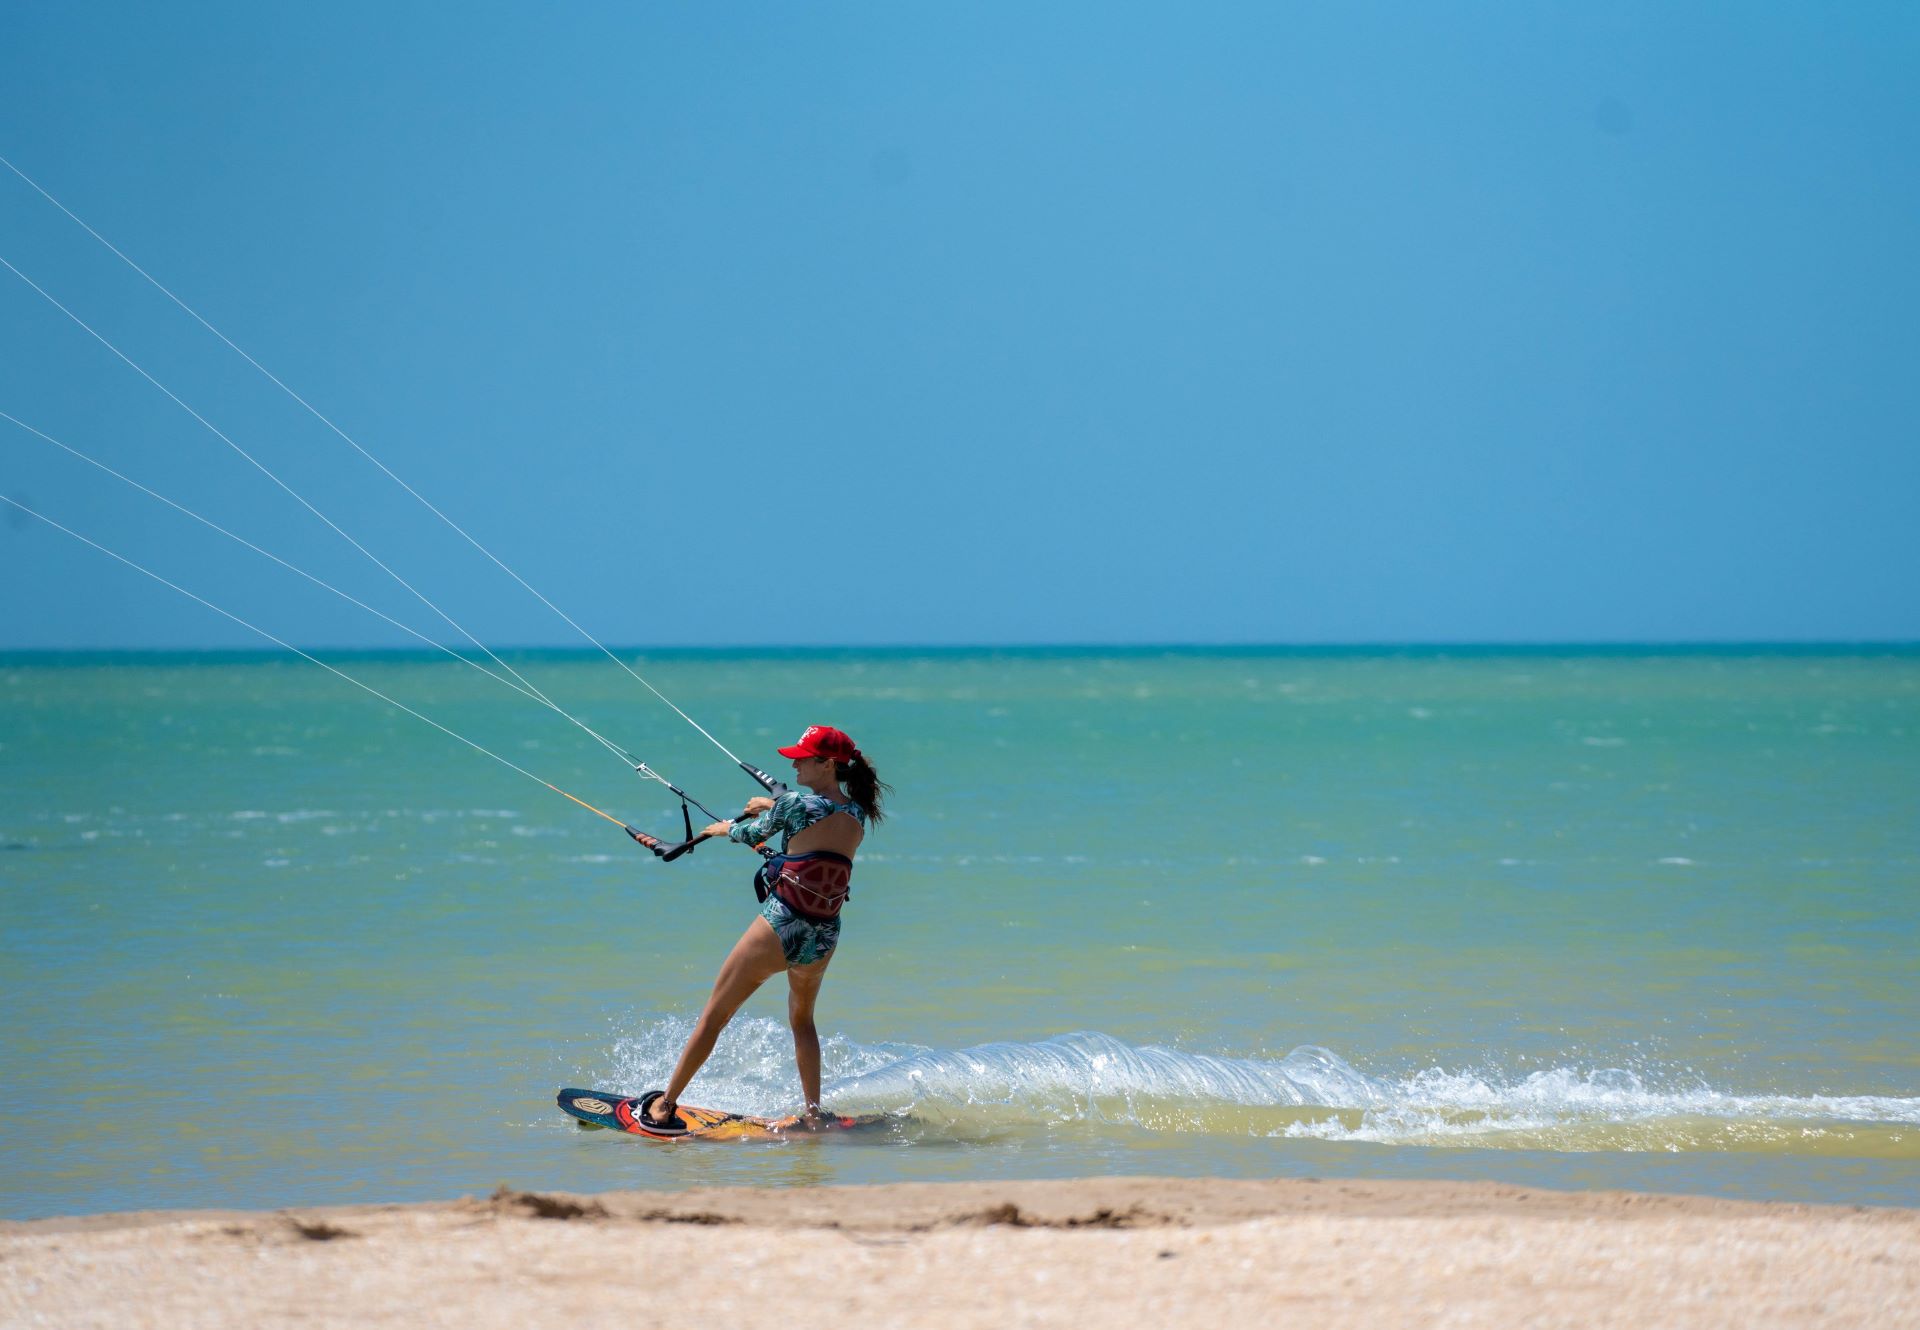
{"left": 556, "top": 1087, "right": 878, "bottom": 1141}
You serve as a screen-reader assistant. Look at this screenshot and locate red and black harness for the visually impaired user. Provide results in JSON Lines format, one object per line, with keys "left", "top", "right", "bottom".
{"left": 754, "top": 851, "right": 854, "bottom": 920}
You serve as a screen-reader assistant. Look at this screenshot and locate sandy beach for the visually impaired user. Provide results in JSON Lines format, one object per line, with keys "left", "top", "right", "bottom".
{"left": 3, "top": 1176, "right": 1914, "bottom": 1328}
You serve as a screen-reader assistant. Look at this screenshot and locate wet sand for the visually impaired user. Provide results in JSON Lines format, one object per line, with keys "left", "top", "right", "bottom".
{"left": 4, "top": 1176, "right": 1916, "bottom": 1328}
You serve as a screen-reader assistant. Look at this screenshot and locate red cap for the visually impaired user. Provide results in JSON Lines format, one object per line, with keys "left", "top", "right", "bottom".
{"left": 777, "top": 725, "right": 859, "bottom": 762}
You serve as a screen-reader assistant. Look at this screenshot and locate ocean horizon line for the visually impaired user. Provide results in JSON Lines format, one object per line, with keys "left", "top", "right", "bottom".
{"left": 3, "top": 640, "right": 1917, "bottom": 665}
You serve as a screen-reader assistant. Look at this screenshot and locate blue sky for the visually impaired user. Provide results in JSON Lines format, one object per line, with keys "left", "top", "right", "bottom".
{"left": 3, "top": 3, "right": 1916, "bottom": 648}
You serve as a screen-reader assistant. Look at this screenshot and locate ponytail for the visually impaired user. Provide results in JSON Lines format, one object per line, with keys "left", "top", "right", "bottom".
{"left": 835, "top": 752, "right": 891, "bottom": 825}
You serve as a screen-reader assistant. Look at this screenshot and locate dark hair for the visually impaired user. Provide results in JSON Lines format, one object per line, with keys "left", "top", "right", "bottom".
{"left": 835, "top": 752, "right": 891, "bottom": 825}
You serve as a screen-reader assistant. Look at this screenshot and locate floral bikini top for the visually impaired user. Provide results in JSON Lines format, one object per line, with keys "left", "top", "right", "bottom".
{"left": 727, "top": 790, "right": 868, "bottom": 855}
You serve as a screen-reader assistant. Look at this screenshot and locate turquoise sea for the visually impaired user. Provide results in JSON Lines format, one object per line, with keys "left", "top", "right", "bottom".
{"left": 2, "top": 647, "right": 1916, "bottom": 1221}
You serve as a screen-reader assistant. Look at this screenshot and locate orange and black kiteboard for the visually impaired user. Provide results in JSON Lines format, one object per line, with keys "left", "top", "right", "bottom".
{"left": 556, "top": 1087, "right": 880, "bottom": 1141}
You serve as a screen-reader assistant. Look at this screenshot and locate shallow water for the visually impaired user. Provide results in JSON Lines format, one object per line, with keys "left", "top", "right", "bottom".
{"left": 2, "top": 647, "right": 1916, "bottom": 1219}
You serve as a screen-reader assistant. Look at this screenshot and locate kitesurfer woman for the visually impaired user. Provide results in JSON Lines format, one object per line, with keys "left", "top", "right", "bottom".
{"left": 641, "top": 725, "right": 889, "bottom": 1134}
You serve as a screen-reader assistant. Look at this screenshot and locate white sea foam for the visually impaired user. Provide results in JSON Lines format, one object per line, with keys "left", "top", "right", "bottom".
{"left": 823, "top": 1031, "right": 1390, "bottom": 1127}
{"left": 600, "top": 1014, "right": 918, "bottom": 1118}
{"left": 1281, "top": 1062, "right": 1920, "bottom": 1149}
{"left": 591, "top": 1022, "right": 1920, "bottom": 1152}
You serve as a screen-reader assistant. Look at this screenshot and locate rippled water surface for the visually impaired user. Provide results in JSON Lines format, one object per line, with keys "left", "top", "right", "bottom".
{"left": 2, "top": 648, "right": 1916, "bottom": 1218}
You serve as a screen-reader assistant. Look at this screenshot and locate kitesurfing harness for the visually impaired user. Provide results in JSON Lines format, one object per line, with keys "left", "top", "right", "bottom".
{"left": 753, "top": 851, "right": 854, "bottom": 920}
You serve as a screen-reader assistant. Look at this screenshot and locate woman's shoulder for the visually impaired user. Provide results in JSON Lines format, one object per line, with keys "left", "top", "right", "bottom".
{"left": 788, "top": 790, "right": 866, "bottom": 823}
{"left": 774, "top": 789, "right": 831, "bottom": 818}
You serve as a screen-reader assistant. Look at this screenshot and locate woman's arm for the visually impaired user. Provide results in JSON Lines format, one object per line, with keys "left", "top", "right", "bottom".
{"left": 703, "top": 793, "right": 783, "bottom": 844}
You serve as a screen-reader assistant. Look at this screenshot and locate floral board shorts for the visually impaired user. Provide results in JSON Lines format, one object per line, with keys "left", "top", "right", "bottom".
{"left": 759, "top": 893, "right": 841, "bottom": 966}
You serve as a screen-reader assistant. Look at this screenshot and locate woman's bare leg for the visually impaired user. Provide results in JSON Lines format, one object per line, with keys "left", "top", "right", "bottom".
{"left": 786, "top": 951, "right": 834, "bottom": 1111}
{"left": 652, "top": 917, "right": 788, "bottom": 1121}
